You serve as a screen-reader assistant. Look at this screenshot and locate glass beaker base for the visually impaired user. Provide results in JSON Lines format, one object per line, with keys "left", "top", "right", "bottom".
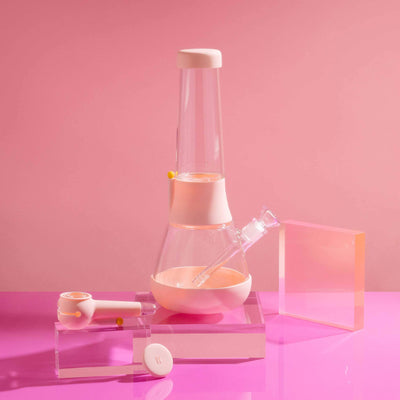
{"left": 151, "top": 267, "right": 252, "bottom": 314}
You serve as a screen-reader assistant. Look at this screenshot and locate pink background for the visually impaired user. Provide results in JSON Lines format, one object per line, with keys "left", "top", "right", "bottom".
{"left": 1, "top": 0, "right": 399, "bottom": 291}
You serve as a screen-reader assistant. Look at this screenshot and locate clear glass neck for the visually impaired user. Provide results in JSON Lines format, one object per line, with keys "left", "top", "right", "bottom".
{"left": 176, "top": 68, "right": 224, "bottom": 180}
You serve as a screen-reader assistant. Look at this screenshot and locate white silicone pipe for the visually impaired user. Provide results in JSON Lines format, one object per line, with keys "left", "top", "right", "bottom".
{"left": 92, "top": 300, "right": 142, "bottom": 319}
{"left": 57, "top": 292, "right": 156, "bottom": 330}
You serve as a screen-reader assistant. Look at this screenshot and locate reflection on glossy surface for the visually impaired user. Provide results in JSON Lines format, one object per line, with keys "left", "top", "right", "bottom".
{"left": 0, "top": 292, "right": 399, "bottom": 399}
{"left": 145, "top": 379, "right": 173, "bottom": 400}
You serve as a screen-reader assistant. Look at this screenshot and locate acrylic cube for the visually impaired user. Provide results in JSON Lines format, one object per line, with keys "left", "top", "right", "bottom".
{"left": 134, "top": 291, "right": 265, "bottom": 360}
{"left": 279, "top": 220, "right": 365, "bottom": 330}
{"left": 55, "top": 318, "right": 150, "bottom": 378}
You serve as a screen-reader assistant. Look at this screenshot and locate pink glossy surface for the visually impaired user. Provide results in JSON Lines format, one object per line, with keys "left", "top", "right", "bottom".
{"left": 1, "top": 0, "right": 400, "bottom": 292}
{"left": 1, "top": 292, "right": 399, "bottom": 399}
{"left": 168, "top": 178, "right": 232, "bottom": 226}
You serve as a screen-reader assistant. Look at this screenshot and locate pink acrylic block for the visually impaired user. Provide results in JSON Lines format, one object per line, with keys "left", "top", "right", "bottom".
{"left": 279, "top": 220, "right": 365, "bottom": 330}
{"left": 133, "top": 291, "right": 265, "bottom": 360}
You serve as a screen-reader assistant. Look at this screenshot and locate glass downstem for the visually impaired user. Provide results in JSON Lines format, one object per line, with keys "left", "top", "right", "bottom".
{"left": 192, "top": 207, "right": 279, "bottom": 287}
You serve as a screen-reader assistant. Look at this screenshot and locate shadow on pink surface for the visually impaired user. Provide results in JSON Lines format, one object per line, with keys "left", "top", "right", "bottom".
{"left": 0, "top": 348, "right": 162, "bottom": 392}
{"left": 259, "top": 292, "right": 349, "bottom": 344}
{"left": 0, "top": 341, "right": 264, "bottom": 394}
{"left": 265, "top": 314, "right": 349, "bottom": 345}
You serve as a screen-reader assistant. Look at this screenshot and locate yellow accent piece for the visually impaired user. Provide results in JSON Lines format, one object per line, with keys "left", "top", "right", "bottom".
{"left": 167, "top": 171, "right": 175, "bottom": 179}
{"left": 116, "top": 317, "right": 123, "bottom": 326}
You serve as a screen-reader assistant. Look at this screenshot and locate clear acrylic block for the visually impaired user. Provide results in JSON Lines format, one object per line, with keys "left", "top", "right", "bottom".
{"left": 55, "top": 318, "right": 150, "bottom": 378}
{"left": 279, "top": 220, "right": 365, "bottom": 330}
{"left": 133, "top": 291, "right": 265, "bottom": 360}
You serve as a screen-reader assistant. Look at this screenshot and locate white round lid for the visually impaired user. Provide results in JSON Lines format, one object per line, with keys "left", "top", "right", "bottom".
{"left": 143, "top": 343, "right": 173, "bottom": 377}
{"left": 177, "top": 49, "right": 222, "bottom": 69}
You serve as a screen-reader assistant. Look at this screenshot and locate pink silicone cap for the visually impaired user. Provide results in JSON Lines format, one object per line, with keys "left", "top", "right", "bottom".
{"left": 177, "top": 49, "right": 222, "bottom": 69}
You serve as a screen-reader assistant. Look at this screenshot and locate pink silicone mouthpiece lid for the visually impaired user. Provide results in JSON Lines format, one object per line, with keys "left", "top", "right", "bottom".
{"left": 177, "top": 49, "right": 222, "bottom": 69}
{"left": 143, "top": 343, "right": 173, "bottom": 378}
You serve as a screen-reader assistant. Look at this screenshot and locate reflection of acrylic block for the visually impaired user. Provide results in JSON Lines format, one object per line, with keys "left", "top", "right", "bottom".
{"left": 55, "top": 319, "right": 150, "bottom": 378}
{"left": 134, "top": 291, "right": 265, "bottom": 360}
{"left": 279, "top": 221, "right": 365, "bottom": 331}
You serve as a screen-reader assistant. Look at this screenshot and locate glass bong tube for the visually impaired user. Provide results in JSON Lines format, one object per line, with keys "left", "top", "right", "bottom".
{"left": 150, "top": 49, "right": 277, "bottom": 315}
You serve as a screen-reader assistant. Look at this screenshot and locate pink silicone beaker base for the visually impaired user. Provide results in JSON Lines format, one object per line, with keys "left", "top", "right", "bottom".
{"left": 151, "top": 267, "right": 252, "bottom": 314}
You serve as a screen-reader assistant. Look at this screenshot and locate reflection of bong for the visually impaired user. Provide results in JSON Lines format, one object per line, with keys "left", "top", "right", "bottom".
{"left": 150, "top": 49, "right": 279, "bottom": 314}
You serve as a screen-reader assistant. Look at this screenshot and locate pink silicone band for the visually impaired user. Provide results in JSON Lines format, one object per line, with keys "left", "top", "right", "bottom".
{"left": 169, "top": 178, "right": 232, "bottom": 226}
